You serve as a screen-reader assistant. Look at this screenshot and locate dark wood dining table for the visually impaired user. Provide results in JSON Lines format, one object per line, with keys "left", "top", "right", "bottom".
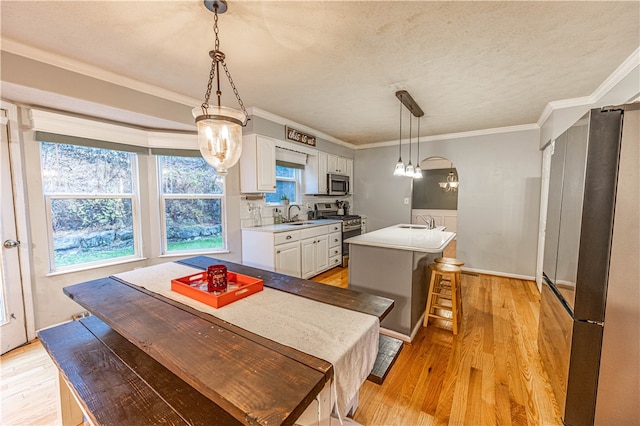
{"left": 39, "top": 256, "right": 395, "bottom": 426}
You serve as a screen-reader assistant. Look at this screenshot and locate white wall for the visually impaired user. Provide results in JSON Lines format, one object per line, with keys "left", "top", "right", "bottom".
{"left": 354, "top": 127, "right": 542, "bottom": 278}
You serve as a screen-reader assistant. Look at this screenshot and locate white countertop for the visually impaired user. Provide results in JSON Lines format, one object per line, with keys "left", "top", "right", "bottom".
{"left": 241, "top": 219, "right": 342, "bottom": 233}
{"left": 344, "top": 224, "right": 456, "bottom": 253}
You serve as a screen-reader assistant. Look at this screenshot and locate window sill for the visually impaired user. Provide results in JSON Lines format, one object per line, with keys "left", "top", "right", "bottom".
{"left": 46, "top": 256, "right": 148, "bottom": 277}
{"left": 159, "top": 250, "right": 231, "bottom": 259}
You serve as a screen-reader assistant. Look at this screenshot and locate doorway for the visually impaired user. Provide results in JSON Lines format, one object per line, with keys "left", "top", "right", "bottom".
{"left": 1, "top": 107, "right": 28, "bottom": 353}
{"left": 411, "top": 157, "right": 459, "bottom": 233}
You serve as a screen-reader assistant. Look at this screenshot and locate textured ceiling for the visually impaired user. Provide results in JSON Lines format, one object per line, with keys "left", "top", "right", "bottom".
{"left": 1, "top": 1, "right": 639, "bottom": 145}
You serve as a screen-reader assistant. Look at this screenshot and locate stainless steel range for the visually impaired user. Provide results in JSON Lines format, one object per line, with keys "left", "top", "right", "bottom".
{"left": 313, "top": 203, "right": 362, "bottom": 267}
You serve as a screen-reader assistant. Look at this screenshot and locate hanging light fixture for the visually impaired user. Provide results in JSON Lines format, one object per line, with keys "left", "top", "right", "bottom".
{"left": 193, "top": 0, "right": 248, "bottom": 176}
{"left": 393, "top": 98, "right": 406, "bottom": 176}
{"left": 414, "top": 117, "right": 423, "bottom": 179}
{"left": 405, "top": 115, "right": 415, "bottom": 176}
{"left": 439, "top": 163, "right": 459, "bottom": 191}
{"left": 394, "top": 90, "right": 424, "bottom": 178}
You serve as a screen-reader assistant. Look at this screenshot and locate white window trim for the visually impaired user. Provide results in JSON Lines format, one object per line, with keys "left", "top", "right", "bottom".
{"left": 157, "top": 156, "right": 228, "bottom": 256}
{"left": 266, "top": 169, "right": 302, "bottom": 206}
{"left": 41, "top": 150, "right": 144, "bottom": 273}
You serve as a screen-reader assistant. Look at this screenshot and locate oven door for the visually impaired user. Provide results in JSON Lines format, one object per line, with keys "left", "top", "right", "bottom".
{"left": 342, "top": 226, "right": 361, "bottom": 266}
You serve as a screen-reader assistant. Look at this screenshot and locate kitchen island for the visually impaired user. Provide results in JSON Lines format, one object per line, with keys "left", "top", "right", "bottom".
{"left": 345, "top": 224, "right": 456, "bottom": 342}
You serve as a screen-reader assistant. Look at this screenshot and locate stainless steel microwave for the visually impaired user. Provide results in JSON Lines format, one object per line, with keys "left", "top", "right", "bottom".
{"left": 327, "top": 173, "right": 349, "bottom": 195}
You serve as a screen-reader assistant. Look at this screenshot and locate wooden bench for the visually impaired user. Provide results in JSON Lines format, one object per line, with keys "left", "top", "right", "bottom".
{"left": 38, "top": 315, "right": 242, "bottom": 426}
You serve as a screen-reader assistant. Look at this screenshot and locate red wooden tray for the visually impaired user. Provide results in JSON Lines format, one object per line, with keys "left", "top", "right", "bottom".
{"left": 171, "top": 270, "right": 264, "bottom": 309}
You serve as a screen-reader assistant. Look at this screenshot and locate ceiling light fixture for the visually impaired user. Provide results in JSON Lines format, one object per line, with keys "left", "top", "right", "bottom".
{"left": 193, "top": 0, "right": 248, "bottom": 176}
{"left": 405, "top": 114, "right": 415, "bottom": 176}
{"left": 414, "top": 118, "right": 423, "bottom": 179}
{"left": 394, "top": 90, "right": 424, "bottom": 179}
{"left": 439, "top": 163, "right": 459, "bottom": 191}
{"left": 393, "top": 99, "right": 406, "bottom": 176}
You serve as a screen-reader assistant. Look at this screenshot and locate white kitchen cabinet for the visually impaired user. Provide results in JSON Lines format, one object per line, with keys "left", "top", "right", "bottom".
{"left": 304, "top": 151, "right": 328, "bottom": 194}
{"left": 327, "top": 154, "right": 348, "bottom": 174}
{"left": 301, "top": 235, "right": 329, "bottom": 279}
{"left": 274, "top": 241, "right": 301, "bottom": 277}
{"left": 345, "top": 158, "right": 353, "bottom": 189}
{"left": 242, "top": 223, "right": 339, "bottom": 279}
{"left": 240, "top": 134, "right": 276, "bottom": 193}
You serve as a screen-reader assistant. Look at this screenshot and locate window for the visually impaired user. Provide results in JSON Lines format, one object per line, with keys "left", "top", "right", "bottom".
{"left": 39, "top": 142, "right": 140, "bottom": 271}
{"left": 158, "top": 155, "right": 225, "bottom": 254}
{"left": 265, "top": 164, "right": 302, "bottom": 204}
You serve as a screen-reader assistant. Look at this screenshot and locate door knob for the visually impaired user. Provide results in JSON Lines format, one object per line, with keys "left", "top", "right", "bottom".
{"left": 3, "top": 240, "right": 20, "bottom": 249}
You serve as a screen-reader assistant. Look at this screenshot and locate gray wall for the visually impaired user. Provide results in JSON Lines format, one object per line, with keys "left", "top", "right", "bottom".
{"left": 354, "top": 128, "right": 542, "bottom": 277}
{"left": 412, "top": 169, "right": 459, "bottom": 210}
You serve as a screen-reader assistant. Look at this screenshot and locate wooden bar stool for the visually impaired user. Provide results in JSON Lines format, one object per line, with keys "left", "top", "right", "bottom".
{"left": 434, "top": 257, "right": 464, "bottom": 316}
{"left": 424, "top": 263, "right": 463, "bottom": 335}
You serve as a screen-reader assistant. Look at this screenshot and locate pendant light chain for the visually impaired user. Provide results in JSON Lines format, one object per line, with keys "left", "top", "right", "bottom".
{"left": 200, "top": 4, "right": 247, "bottom": 119}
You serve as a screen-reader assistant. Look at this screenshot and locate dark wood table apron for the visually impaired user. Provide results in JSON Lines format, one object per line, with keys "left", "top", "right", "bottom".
{"left": 61, "top": 256, "right": 394, "bottom": 425}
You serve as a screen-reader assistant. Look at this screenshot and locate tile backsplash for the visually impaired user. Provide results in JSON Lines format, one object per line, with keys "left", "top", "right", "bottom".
{"left": 240, "top": 195, "right": 354, "bottom": 228}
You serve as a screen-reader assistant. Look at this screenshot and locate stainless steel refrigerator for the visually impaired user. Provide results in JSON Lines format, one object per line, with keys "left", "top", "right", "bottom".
{"left": 539, "top": 103, "right": 639, "bottom": 425}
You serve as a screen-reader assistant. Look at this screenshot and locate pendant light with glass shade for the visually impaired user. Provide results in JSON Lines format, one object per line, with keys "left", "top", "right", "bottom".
{"left": 193, "top": 0, "right": 248, "bottom": 176}
{"left": 393, "top": 90, "right": 424, "bottom": 178}
{"left": 413, "top": 117, "right": 423, "bottom": 179}
{"left": 405, "top": 115, "right": 415, "bottom": 176}
{"left": 393, "top": 99, "right": 406, "bottom": 176}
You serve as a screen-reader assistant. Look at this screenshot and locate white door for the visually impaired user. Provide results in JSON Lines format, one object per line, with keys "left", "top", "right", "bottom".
{"left": 0, "top": 109, "right": 27, "bottom": 353}
{"left": 315, "top": 236, "right": 329, "bottom": 272}
{"left": 300, "top": 237, "right": 316, "bottom": 278}
{"left": 275, "top": 241, "right": 301, "bottom": 278}
{"left": 256, "top": 135, "right": 276, "bottom": 192}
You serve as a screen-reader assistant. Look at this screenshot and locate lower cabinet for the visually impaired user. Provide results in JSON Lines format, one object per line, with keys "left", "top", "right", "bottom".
{"left": 242, "top": 225, "right": 340, "bottom": 279}
{"left": 275, "top": 241, "right": 301, "bottom": 278}
{"left": 301, "top": 235, "right": 329, "bottom": 279}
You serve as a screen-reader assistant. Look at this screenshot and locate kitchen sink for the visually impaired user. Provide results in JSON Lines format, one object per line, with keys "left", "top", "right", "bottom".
{"left": 398, "top": 225, "right": 428, "bottom": 229}
{"left": 288, "top": 221, "right": 315, "bottom": 226}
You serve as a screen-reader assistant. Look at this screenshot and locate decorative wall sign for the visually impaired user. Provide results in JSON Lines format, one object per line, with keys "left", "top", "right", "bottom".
{"left": 285, "top": 126, "right": 316, "bottom": 147}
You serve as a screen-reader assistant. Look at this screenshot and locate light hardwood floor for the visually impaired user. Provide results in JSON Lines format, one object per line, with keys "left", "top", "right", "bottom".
{"left": 1, "top": 253, "right": 560, "bottom": 425}
{"left": 312, "top": 266, "right": 561, "bottom": 425}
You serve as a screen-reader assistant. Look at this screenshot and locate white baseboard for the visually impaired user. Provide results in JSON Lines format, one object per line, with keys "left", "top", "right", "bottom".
{"left": 461, "top": 267, "right": 535, "bottom": 282}
{"left": 380, "top": 313, "right": 425, "bottom": 343}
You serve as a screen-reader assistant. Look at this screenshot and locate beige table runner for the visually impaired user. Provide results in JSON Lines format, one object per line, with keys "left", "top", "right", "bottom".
{"left": 114, "top": 262, "right": 379, "bottom": 417}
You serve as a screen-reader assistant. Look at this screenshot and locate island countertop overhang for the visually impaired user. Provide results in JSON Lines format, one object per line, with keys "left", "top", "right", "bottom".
{"left": 344, "top": 224, "right": 456, "bottom": 254}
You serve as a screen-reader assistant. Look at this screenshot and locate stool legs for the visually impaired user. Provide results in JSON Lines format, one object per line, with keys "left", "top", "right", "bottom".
{"left": 424, "top": 263, "right": 463, "bottom": 335}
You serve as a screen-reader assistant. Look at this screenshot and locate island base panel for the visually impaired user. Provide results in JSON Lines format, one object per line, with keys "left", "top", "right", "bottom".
{"left": 349, "top": 244, "right": 439, "bottom": 341}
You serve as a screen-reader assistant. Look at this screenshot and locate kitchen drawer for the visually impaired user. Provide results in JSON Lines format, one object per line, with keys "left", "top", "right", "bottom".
{"left": 329, "top": 246, "right": 341, "bottom": 258}
{"left": 328, "top": 223, "right": 342, "bottom": 233}
{"left": 300, "top": 225, "right": 329, "bottom": 240}
{"left": 329, "top": 255, "right": 342, "bottom": 268}
{"left": 329, "top": 232, "right": 341, "bottom": 248}
{"left": 274, "top": 230, "right": 300, "bottom": 245}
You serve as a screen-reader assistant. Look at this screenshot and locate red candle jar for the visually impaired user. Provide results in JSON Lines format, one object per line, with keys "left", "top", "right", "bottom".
{"left": 207, "top": 265, "right": 227, "bottom": 293}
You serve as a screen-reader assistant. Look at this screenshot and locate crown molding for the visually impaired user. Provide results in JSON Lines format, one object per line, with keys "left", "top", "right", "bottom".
{"left": 2, "top": 38, "right": 201, "bottom": 108}
{"left": 591, "top": 47, "right": 640, "bottom": 102}
{"left": 355, "top": 123, "right": 540, "bottom": 150}
{"left": 537, "top": 47, "right": 640, "bottom": 127}
{"left": 247, "top": 106, "right": 356, "bottom": 149}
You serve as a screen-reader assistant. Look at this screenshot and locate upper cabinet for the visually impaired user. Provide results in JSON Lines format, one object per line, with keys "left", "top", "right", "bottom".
{"left": 240, "top": 134, "right": 276, "bottom": 193}
{"left": 305, "top": 152, "right": 353, "bottom": 195}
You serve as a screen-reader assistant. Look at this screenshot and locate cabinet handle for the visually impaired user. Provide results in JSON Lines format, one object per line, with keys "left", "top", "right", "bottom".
{"left": 286, "top": 235, "right": 292, "bottom": 240}
{"left": 277, "top": 250, "right": 281, "bottom": 254}
{"left": 334, "top": 239, "right": 339, "bottom": 242}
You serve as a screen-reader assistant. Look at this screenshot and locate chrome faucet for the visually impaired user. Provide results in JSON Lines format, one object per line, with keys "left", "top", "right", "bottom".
{"left": 415, "top": 214, "right": 436, "bottom": 229}
{"left": 287, "top": 204, "right": 301, "bottom": 222}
